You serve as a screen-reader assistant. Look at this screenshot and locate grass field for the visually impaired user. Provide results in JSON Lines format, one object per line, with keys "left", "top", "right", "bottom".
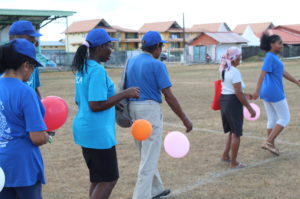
{"left": 40, "top": 60, "right": 300, "bottom": 199}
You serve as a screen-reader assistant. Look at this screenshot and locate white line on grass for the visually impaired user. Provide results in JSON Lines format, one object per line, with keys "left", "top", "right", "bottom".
{"left": 163, "top": 123, "right": 300, "bottom": 146}
{"left": 170, "top": 152, "right": 297, "bottom": 197}
{"left": 68, "top": 107, "right": 300, "bottom": 146}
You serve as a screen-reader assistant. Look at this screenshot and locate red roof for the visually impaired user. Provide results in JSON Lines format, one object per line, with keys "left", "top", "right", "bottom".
{"left": 233, "top": 22, "right": 274, "bottom": 34}
{"left": 255, "top": 29, "right": 300, "bottom": 44}
{"left": 189, "top": 32, "right": 248, "bottom": 46}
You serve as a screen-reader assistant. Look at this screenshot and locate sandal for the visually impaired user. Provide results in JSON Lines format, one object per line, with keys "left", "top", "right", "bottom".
{"left": 261, "top": 142, "right": 280, "bottom": 156}
{"left": 230, "top": 163, "right": 247, "bottom": 170}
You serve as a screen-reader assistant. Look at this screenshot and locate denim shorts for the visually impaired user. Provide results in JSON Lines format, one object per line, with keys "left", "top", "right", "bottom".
{"left": 0, "top": 181, "right": 42, "bottom": 199}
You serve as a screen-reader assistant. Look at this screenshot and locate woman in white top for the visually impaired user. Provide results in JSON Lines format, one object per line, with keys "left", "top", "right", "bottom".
{"left": 219, "top": 47, "right": 255, "bottom": 169}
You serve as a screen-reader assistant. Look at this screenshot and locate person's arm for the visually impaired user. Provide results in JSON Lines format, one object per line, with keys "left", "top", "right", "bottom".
{"left": 161, "top": 87, "right": 193, "bottom": 133}
{"left": 234, "top": 83, "right": 255, "bottom": 118}
{"left": 29, "top": 131, "right": 49, "bottom": 146}
{"left": 253, "top": 70, "right": 267, "bottom": 100}
{"left": 283, "top": 69, "right": 300, "bottom": 86}
{"left": 89, "top": 87, "right": 140, "bottom": 112}
{"left": 35, "top": 88, "right": 41, "bottom": 99}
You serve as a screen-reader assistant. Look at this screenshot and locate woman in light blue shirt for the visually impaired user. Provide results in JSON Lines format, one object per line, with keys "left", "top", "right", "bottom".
{"left": 71, "top": 29, "right": 140, "bottom": 199}
{"left": 253, "top": 32, "right": 300, "bottom": 156}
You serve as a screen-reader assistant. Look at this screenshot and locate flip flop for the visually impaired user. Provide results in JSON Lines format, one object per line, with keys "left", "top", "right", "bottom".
{"left": 230, "top": 163, "right": 247, "bottom": 170}
{"left": 219, "top": 158, "right": 231, "bottom": 163}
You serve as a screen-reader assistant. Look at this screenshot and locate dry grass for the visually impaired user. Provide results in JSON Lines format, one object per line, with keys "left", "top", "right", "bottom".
{"left": 41, "top": 60, "right": 300, "bottom": 199}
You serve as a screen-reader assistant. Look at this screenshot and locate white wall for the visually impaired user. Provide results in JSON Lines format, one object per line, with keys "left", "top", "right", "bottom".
{"left": 216, "top": 44, "right": 242, "bottom": 63}
{"left": 0, "top": 26, "right": 10, "bottom": 44}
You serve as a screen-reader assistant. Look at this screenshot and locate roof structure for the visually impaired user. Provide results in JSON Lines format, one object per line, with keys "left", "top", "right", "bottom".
{"left": 0, "top": 8, "right": 76, "bottom": 30}
{"left": 189, "top": 32, "right": 248, "bottom": 46}
{"left": 255, "top": 29, "right": 300, "bottom": 44}
{"left": 40, "top": 41, "right": 65, "bottom": 46}
{"left": 111, "top": 25, "right": 137, "bottom": 33}
{"left": 273, "top": 25, "right": 300, "bottom": 33}
{"left": 241, "top": 25, "right": 260, "bottom": 46}
{"left": 233, "top": 22, "right": 274, "bottom": 34}
{"left": 63, "top": 18, "right": 115, "bottom": 33}
{"left": 192, "top": 22, "right": 231, "bottom": 32}
{"left": 138, "top": 21, "right": 182, "bottom": 33}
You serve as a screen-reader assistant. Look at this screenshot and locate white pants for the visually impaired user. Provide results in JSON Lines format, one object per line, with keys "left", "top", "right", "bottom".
{"left": 263, "top": 99, "right": 290, "bottom": 129}
{"left": 129, "top": 102, "right": 165, "bottom": 199}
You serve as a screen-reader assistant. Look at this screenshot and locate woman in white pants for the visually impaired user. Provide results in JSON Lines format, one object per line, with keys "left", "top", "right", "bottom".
{"left": 253, "top": 32, "right": 300, "bottom": 155}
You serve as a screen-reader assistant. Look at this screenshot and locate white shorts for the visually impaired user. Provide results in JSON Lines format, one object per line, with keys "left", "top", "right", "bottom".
{"left": 263, "top": 99, "right": 290, "bottom": 129}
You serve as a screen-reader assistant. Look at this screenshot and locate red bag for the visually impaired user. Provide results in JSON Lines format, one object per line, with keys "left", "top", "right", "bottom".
{"left": 211, "top": 79, "right": 222, "bottom": 111}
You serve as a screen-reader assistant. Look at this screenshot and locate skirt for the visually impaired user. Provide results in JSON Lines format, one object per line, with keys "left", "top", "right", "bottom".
{"left": 219, "top": 94, "right": 243, "bottom": 137}
{"left": 82, "top": 146, "right": 119, "bottom": 183}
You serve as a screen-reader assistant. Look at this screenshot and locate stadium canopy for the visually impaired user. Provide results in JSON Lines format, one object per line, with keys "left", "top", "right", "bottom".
{"left": 0, "top": 8, "right": 76, "bottom": 64}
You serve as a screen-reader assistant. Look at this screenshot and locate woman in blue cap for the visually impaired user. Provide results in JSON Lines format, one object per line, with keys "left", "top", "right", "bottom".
{"left": 0, "top": 39, "right": 51, "bottom": 199}
{"left": 71, "top": 28, "right": 140, "bottom": 199}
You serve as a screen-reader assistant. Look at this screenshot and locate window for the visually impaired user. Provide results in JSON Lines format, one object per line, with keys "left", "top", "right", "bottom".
{"left": 55, "top": 46, "right": 58, "bottom": 48}
{"left": 134, "top": 42, "right": 138, "bottom": 49}
{"left": 125, "top": 43, "right": 128, "bottom": 49}
{"left": 82, "top": 33, "right": 86, "bottom": 38}
{"left": 186, "top": 34, "right": 189, "bottom": 38}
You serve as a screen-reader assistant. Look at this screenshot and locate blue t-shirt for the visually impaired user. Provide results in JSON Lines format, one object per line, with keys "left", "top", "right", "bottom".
{"left": 73, "top": 60, "right": 117, "bottom": 149}
{"left": 125, "top": 53, "right": 172, "bottom": 103}
{"left": 260, "top": 52, "right": 285, "bottom": 102}
{"left": 0, "top": 68, "right": 40, "bottom": 90}
{"left": 0, "top": 78, "right": 47, "bottom": 187}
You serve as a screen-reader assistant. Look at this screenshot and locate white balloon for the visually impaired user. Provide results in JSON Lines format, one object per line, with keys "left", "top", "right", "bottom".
{"left": 0, "top": 167, "right": 5, "bottom": 192}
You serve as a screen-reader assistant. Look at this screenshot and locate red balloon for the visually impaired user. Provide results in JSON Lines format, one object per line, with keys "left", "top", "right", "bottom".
{"left": 41, "top": 96, "right": 68, "bottom": 131}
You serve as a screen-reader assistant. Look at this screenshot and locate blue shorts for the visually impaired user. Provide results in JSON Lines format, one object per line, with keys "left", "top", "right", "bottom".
{"left": 0, "top": 181, "right": 42, "bottom": 199}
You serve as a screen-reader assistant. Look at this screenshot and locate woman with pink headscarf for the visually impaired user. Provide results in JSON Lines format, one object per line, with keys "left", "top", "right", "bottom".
{"left": 219, "top": 47, "right": 255, "bottom": 169}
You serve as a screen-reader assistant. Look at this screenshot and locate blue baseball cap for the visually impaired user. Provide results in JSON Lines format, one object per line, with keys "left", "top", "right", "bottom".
{"left": 141, "top": 31, "right": 168, "bottom": 46}
{"left": 86, "top": 28, "right": 118, "bottom": 47}
{"left": 11, "top": 38, "right": 43, "bottom": 67}
{"left": 9, "top": 20, "right": 43, "bottom": 37}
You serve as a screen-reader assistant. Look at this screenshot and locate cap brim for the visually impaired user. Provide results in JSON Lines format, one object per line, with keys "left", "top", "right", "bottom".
{"left": 34, "top": 59, "right": 43, "bottom": 67}
{"left": 27, "top": 31, "right": 43, "bottom": 37}
{"left": 110, "top": 38, "right": 118, "bottom": 41}
{"left": 161, "top": 40, "right": 168, "bottom": 44}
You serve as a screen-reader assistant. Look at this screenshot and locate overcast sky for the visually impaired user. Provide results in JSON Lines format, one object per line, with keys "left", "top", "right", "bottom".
{"left": 1, "top": 0, "right": 299, "bottom": 41}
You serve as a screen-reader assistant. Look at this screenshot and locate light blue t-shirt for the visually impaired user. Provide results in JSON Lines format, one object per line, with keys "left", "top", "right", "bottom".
{"left": 260, "top": 52, "right": 285, "bottom": 102}
{"left": 72, "top": 60, "right": 117, "bottom": 149}
{"left": 0, "top": 78, "right": 47, "bottom": 187}
{"left": 0, "top": 67, "right": 40, "bottom": 90}
{"left": 125, "top": 53, "right": 172, "bottom": 103}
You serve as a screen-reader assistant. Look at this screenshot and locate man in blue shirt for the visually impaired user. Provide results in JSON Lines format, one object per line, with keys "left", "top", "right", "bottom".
{"left": 7, "top": 20, "right": 43, "bottom": 98}
{"left": 126, "top": 31, "right": 193, "bottom": 199}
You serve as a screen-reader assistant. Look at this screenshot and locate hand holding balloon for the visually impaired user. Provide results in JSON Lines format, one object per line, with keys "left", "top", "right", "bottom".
{"left": 244, "top": 103, "right": 260, "bottom": 121}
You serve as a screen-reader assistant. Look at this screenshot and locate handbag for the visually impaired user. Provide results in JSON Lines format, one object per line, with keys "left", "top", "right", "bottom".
{"left": 211, "top": 79, "right": 222, "bottom": 111}
{"left": 115, "top": 58, "right": 133, "bottom": 128}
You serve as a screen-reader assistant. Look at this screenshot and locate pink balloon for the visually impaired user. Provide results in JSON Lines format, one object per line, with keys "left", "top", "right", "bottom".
{"left": 244, "top": 103, "right": 260, "bottom": 121}
{"left": 164, "top": 131, "right": 190, "bottom": 158}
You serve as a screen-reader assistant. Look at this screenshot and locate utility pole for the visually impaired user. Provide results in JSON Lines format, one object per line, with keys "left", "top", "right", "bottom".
{"left": 183, "top": 13, "right": 186, "bottom": 65}
{"left": 183, "top": 13, "right": 185, "bottom": 47}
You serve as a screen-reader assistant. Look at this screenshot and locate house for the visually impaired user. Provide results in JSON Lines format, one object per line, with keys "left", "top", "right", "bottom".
{"left": 111, "top": 26, "right": 139, "bottom": 51}
{"left": 191, "top": 22, "right": 231, "bottom": 32}
{"left": 234, "top": 22, "right": 274, "bottom": 35}
{"left": 255, "top": 27, "right": 300, "bottom": 45}
{"left": 138, "top": 21, "right": 205, "bottom": 53}
{"left": 41, "top": 40, "right": 66, "bottom": 53}
{"left": 63, "top": 19, "right": 117, "bottom": 52}
{"left": 189, "top": 32, "right": 248, "bottom": 63}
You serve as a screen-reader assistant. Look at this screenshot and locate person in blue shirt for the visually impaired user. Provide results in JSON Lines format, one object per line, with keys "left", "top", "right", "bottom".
{"left": 45, "top": 59, "right": 51, "bottom": 67}
{"left": 71, "top": 28, "right": 140, "bottom": 199}
{"left": 0, "top": 39, "right": 51, "bottom": 199}
{"left": 125, "top": 31, "right": 193, "bottom": 199}
{"left": 6, "top": 20, "right": 43, "bottom": 98}
{"left": 253, "top": 32, "right": 300, "bottom": 156}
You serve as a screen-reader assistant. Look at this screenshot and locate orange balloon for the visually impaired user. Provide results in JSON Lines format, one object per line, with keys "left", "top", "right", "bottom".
{"left": 131, "top": 119, "right": 152, "bottom": 141}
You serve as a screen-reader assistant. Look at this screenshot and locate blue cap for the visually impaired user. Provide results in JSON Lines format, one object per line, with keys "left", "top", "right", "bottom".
{"left": 11, "top": 39, "right": 43, "bottom": 67}
{"left": 9, "top": 20, "right": 43, "bottom": 37}
{"left": 86, "top": 28, "right": 118, "bottom": 47}
{"left": 141, "top": 31, "right": 168, "bottom": 46}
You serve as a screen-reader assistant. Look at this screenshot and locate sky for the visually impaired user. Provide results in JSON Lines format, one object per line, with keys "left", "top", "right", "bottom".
{"left": 1, "top": 0, "right": 299, "bottom": 41}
